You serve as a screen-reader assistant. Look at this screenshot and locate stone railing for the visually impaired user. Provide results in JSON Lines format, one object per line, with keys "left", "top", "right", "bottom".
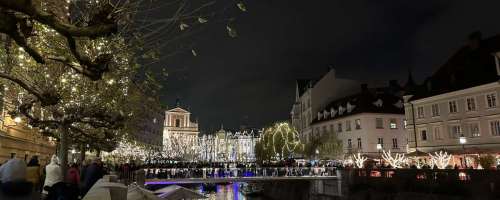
{"left": 82, "top": 175, "right": 127, "bottom": 200}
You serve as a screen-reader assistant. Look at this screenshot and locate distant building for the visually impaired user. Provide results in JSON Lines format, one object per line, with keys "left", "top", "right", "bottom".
{"left": 199, "top": 126, "right": 261, "bottom": 162}
{"left": 404, "top": 32, "right": 500, "bottom": 167}
{"left": 163, "top": 103, "right": 200, "bottom": 160}
{"left": 311, "top": 82, "right": 407, "bottom": 157}
{"left": 291, "top": 68, "right": 360, "bottom": 142}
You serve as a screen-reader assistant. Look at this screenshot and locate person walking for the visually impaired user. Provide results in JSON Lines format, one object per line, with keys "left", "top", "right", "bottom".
{"left": 0, "top": 157, "right": 32, "bottom": 198}
{"left": 43, "top": 155, "right": 63, "bottom": 196}
{"left": 26, "top": 156, "right": 41, "bottom": 192}
{"left": 81, "top": 158, "right": 104, "bottom": 196}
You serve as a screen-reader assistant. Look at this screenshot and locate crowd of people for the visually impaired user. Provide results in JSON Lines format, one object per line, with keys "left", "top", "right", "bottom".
{"left": 0, "top": 155, "right": 107, "bottom": 200}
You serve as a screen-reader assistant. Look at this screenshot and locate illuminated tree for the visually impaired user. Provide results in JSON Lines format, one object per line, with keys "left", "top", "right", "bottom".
{"left": 382, "top": 150, "right": 407, "bottom": 168}
{"left": 0, "top": 0, "right": 248, "bottom": 173}
{"left": 352, "top": 153, "right": 367, "bottom": 168}
{"left": 255, "top": 122, "right": 303, "bottom": 162}
{"left": 429, "top": 151, "right": 453, "bottom": 169}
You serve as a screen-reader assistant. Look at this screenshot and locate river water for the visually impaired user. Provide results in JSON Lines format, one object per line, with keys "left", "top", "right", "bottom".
{"left": 148, "top": 183, "right": 264, "bottom": 200}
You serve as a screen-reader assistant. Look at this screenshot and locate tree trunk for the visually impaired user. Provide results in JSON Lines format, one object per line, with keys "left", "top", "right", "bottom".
{"left": 58, "top": 125, "right": 69, "bottom": 177}
{"left": 79, "top": 143, "right": 86, "bottom": 163}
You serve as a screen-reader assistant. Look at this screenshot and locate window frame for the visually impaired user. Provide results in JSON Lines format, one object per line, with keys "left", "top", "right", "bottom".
{"left": 417, "top": 106, "right": 425, "bottom": 119}
{"left": 465, "top": 96, "right": 477, "bottom": 112}
{"left": 448, "top": 100, "right": 458, "bottom": 114}
{"left": 392, "top": 138, "right": 398, "bottom": 149}
{"left": 489, "top": 120, "right": 500, "bottom": 136}
{"left": 355, "top": 119, "right": 361, "bottom": 130}
{"left": 376, "top": 118, "right": 384, "bottom": 129}
{"left": 346, "top": 120, "right": 352, "bottom": 131}
{"left": 389, "top": 118, "right": 398, "bottom": 129}
{"left": 431, "top": 103, "right": 440, "bottom": 117}
{"left": 486, "top": 92, "right": 498, "bottom": 109}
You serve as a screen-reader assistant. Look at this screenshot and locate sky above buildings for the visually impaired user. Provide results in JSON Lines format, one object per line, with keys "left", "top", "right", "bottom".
{"left": 157, "top": 0, "right": 500, "bottom": 132}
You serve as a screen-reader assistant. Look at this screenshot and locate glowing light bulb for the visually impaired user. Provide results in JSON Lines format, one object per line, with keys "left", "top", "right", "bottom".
{"left": 14, "top": 116, "right": 22, "bottom": 123}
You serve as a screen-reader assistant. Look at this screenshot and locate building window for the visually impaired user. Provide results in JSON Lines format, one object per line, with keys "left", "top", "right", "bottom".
{"left": 355, "top": 119, "right": 361, "bottom": 129}
{"left": 389, "top": 119, "right": 397, "bottom": 129}
{"left": 434, "top": 126, "right": 442, "bottom": 140}
{"left": 417, "top": 106, "right": 424, "bottom": 118}
{"left": 449, "top": 101, "right": 458, "bottom": 113}
{"left": 337, "top": 123, "right": 343, "bottom": 133}
{"left": 377, "top": 138, "right": 384, "bottom": 148}
{"left": 466, "top": 97, "right": 476, "bottom": 111}
{"left": 376, "top": 118, "right": 383, "bottom": 129}
{"left": 421, "top": 130, "right": 428, "bottom": 141}
{"left": 392, "top": 138, "right": 398, "bottom": 149}
{"left": 403, "top": 119, "right": 407, "bottom": 129}
{"left": 469, "top": 123, "right": 480, "bottom": 137}
{"left": 486, "top": 93, "right": 497, "bottom": 108}
{"left": 357, "top": 138, "right": 362, "bottom": 149}
{"left": 175, "top": 119, "right": 180, "bottom": 127}
{"left": 490, "top": 120, "right": 500, "bottom": 136}
{"left": 322, "top": 126, "right": 327, "bottom": 134}
{"left": 330, "top": 124, "right": 334, "bottom": 133}
{"left": 346, "top": 120, "right": 352, "bottom": 131}
{"left": 347, "top": 139, "right": 352, "bottom": 149}
{"left": 450, "top": 125, "right": 462, "bottom": 138}
{"left": 431, "top": 104, "right": 440, "bottom": 117}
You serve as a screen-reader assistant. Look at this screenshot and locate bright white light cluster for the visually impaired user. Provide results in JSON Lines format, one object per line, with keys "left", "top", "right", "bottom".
{"left": 429, "top": 151, "right": 453, "bottom": 169}
{"left": 352, "top": 153, "right": 367, "bottom": 168}
{"left": 382, "top": 150, "right": 408, "bottom": 168}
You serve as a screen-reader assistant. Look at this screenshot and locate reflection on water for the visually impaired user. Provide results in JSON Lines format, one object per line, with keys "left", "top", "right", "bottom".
{"left": 149, "top": 183, "right": 264, "bottom": 200}
{"left": 199, "top": 183, "right": 263, "bottom": 200}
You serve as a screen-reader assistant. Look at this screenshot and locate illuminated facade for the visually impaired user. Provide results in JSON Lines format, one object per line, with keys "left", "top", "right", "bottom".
{"left": 199, "top": 127, "right": 261, "bottom": 162}
{"left": 162, "top": 105, "right": 200, "bottom": 160}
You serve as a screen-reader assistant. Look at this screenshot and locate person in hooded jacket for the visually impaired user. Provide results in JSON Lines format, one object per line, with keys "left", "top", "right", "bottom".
{"left": 0, "top": 157, "right": 32, "bottom": 198}
{"left": 42, "top": 155, "right": 63, "bottom": 195}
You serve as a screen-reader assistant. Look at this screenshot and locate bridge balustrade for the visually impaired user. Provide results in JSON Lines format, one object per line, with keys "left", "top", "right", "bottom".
{"left": 143, "top": 167, "right": 338, "bottom": 180}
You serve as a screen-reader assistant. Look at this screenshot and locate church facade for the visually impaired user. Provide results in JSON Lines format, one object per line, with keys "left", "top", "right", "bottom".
{"left": 163, "top": 106, "right": 200, "bottom": 160}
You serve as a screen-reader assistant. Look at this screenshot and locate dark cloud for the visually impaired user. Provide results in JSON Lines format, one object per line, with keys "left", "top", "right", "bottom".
{"left": 157, "top": 0, "right": 500, "bottom": 132}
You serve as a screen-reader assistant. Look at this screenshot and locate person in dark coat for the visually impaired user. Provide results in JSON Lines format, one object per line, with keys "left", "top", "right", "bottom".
{"left": 81, "top": 158, "right": 104, "bottom": 196}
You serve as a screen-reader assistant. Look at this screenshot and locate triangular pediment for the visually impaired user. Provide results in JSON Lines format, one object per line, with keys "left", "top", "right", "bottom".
{"left": 167, "top": 107, "right": 190, "bottom": 113}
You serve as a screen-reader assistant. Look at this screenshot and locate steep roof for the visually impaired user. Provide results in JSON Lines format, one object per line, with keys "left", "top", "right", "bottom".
{"left": 409, "top": 33, "right": 500, "bottom": 100}
{"left": 312, "top": 88, "right": 404, "bottom": 124}
{"left": 296, "top": 79, "right": 314, "bottom": 97}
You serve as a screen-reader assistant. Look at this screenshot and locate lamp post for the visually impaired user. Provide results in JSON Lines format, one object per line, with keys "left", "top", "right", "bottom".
{"left": 459, "top": 134, "right": 467, "bottom": 168}
{"left": 376, "top": 143, "right": 382, "bottom": 166}
{"left": 315, "top": 149, "right": 319, "bottom": 166}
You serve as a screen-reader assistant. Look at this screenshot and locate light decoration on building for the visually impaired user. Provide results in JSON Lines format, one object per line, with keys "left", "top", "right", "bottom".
{"left": 198, "top": 130, "right": 260, "bottom": 162}
{"left": 352, "top": 153, "right": 367, "bottom": 168}
{"left": 382, "top": 150, "right": 407, "bottom": 168}
{"left": 429, "top": 151, "right": 452, "bottom": 169}
{"left": 162, "top": 131, "right": 199, "bottom": 161}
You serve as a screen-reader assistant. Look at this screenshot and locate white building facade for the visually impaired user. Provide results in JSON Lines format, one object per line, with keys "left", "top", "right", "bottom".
{"left": 291, "top": 68, "right": 360, "bottom": 143}
{"left": 198, "top": 127, "right": 260, "bottom": 162}
{"left": 311, "top": 84, "right": 407, "bottom": 157}
{"left": 403, "top": 32, "right": 500, "bottom": 167}
{"left": 163, "top": 106, "right": 200, "bottom": 160}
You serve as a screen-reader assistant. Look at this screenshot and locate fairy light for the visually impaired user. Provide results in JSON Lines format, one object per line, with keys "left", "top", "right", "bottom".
{"left": 352, "top": 153, "right": 367, "bottom": 168}
{"left": 382, "top": 150, "right": 407, "bottom": 168}
{"left": 429, "top": 151, "right": 453, "bottom": 169}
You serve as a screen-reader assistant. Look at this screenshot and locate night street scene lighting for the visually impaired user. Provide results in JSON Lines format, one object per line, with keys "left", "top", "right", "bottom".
{"left": 0, "top": 0, "right": 499, "bottom": 199}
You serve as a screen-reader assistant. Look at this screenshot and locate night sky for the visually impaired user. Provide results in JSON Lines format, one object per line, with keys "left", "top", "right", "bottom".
{"left": 158, "top": 1, "right": 500, "bottom": 132}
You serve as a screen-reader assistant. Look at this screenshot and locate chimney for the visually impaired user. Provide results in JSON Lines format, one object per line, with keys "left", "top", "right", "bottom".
{"left": 467, "top": 31, "right": 482, "bottom": 50}
{"left": 361, "top": 84, "right": 368, "bottom": 92}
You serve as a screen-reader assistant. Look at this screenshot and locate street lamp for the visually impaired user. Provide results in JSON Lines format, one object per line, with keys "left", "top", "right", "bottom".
{"left": 376, "top": 143, "right": 382, "bottom": 166}
{"left": 459, "top": 134, "right": 467, "bottom": 168}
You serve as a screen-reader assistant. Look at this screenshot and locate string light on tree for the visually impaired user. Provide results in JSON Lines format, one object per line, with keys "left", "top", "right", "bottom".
{"left": 382, "top": 150, "right": 407, "bottom": 168}
{"left": 429, "top": 151, "right": 453, "bottom": 169}
{"left": 352, "top": 153, "right": 367, "bottom": 168}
